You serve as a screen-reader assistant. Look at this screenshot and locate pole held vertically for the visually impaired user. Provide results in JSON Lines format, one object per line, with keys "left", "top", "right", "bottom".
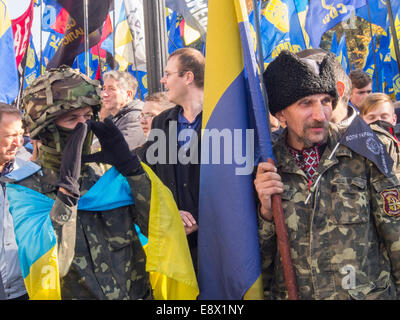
{"left": 83, "top": 0, "right": 90, "bottom": 76}
{"left": 143, "top": 0, "right": 168, "bottom": 94}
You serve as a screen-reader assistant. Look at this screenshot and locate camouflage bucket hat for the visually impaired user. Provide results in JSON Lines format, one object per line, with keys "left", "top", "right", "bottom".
{"left": 22, "top": 65, "right": 102, "bottom": 138}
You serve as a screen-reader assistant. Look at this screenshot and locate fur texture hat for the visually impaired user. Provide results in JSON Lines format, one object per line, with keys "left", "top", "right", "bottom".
{"left": 263, "top": 50, "right": 338, "bottom": 116}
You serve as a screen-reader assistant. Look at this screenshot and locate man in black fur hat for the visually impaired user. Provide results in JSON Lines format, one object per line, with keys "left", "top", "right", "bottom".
{"left": 254, "top": 50, "right": 400, "bottom": 300}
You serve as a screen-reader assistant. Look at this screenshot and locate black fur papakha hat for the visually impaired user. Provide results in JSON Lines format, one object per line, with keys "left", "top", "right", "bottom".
{"left": 263, "top": 50, "right": 338, "bottom": 116}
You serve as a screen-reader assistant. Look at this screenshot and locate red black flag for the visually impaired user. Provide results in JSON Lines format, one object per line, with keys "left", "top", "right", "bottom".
{"left": 46, "top": 0, "right": 112, "bottom": 69}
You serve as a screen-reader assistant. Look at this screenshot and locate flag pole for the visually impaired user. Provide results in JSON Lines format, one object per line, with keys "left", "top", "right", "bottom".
{"left": 112, "top": 0, "right": 116, "bottom": 69}
{"left": 387, "top": 0, "right": 400, "bottom": 75}
{"left": 39, "top": 0, "right": 43, "bottom": 75}
{"left": 242, "top": 0, "right": 298, "bottom": 300}
{"left": 366, "top": 0, "right": 380, "bottom": 91}
{"left": 83, "top": 0, "right": 90, "bottom": 76}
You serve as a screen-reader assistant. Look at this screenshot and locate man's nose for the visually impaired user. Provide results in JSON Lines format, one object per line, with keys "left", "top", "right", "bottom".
{"left": 312, "top": 103, "right": 327, "bottom": 122}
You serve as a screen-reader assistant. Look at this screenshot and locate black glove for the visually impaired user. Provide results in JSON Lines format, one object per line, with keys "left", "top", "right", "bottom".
{"left": 57, "top": 122, "right": 89, "bottom": 199}
{"left": 83, "top": 118, "right": 142, "bottom": 176}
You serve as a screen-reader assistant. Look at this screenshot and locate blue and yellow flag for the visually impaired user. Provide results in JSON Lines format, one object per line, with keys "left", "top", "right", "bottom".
{"left": 251, "top": 0, "right": 306, "bottom": 65}
{"left": 167, "top": 10, "right": 184, "bottom": 54}
{"left": 8, "top": 165, "right": 198, "bottom": 300}
{"left": 363, "top": 35, "right": 383, "bottom": 92}
{"left": 336, "top": 32, "right": 350, "bottom": 74}
{"left": 0, "top": 0, "right": 19, "bottom": 104}
{"left": 305, "top": 0, "right": 366, "bottom": 48}
{"left": 198, "top": 0, "right": 274, "bottom": 300}
{"left": 356, "top": 1, "right": 387, "bottom": 29}
{"left": 379, "top": 30, "right": 395, "bottom": 96}
{"left": 387, "top": 3, "right": 400, "bottom": 100}
{"left": 24, "top": 38, "right": 41, "bottom": 89}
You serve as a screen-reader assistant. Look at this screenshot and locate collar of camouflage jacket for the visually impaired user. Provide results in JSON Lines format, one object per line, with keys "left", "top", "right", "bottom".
{"left": 274, "top": 124, "right": 352, "bottom": 178}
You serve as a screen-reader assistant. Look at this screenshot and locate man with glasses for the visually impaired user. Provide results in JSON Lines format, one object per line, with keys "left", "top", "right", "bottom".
{"left": 101, "top": 70, "right": 145, "bottom": 151}
{"left": 0, "top": 103, "right": 27, "bottom": 300}
{"left": 136, "top": 48, "right": 205, "bottom": 274}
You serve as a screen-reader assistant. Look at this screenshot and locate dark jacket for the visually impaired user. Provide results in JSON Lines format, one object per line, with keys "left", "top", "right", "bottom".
{"left": 135, "top": 105, "right": 201, "bottom": 270}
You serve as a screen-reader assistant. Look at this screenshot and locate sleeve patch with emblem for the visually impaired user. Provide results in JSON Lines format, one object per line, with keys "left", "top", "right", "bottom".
{"left": 381, "top": 188, "right": 400, "bottom": 217}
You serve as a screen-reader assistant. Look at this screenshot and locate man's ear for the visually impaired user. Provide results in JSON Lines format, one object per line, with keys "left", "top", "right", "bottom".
{"left": 185, "top": 71, "right": 195, "bottom": 85}
{"left": 274, "top": 110, "right": 286, "bottom": 123}
{"left": 336, "top": 80, "right": 345, "bottom": 98}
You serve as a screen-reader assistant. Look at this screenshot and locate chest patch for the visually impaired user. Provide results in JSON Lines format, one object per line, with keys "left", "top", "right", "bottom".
{"left": 381, "top": 188, "right": 400, "bottom": 217}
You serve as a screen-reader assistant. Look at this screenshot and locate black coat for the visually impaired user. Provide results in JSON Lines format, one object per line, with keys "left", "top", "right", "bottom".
{"left": 136, "top": 106, "right": 201, "bottom": 212}
{"left": 135, "top": 106, "right": 201, "bottom": 271}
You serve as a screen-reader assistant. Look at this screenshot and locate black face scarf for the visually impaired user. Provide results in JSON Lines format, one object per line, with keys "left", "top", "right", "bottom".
{"left": 38, "top": 124, "right": 94, "bottom": 174}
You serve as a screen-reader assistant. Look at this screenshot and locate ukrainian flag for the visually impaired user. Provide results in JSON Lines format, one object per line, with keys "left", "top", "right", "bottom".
{"left": 198, "top": 0, "right": 273, "bottom": 300}
{"left": 8, "top": 165, "right": 198, "bottom": 300}
{"left": 0, "top": 0, "right": 19, "bottom": 104}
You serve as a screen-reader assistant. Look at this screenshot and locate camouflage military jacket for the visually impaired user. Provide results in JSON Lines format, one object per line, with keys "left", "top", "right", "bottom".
{"left": 258, "top": 123, "right": 400, "bottom": 300}
{"left": 15, "top": 163, "right": 152, "bottom": 300}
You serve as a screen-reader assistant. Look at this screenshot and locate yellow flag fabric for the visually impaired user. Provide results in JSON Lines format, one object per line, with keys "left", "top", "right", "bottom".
{"left": 23, "top": 246, "right": 61, "bottom": 300}
{"left": 141, "top": 163, "right": 199, "bottom": 300}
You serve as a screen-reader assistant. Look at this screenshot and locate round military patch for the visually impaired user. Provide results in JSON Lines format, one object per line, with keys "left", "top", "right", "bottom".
{"left": 381, "top": 188, "right": 400, "bottom": 217}
{"left": 366, "top": 137, "right": 381, "bottom": 155}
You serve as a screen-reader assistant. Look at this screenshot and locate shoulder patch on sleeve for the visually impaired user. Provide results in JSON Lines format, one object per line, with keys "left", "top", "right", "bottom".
{"left": 381, "top": 188, "right": 400, "bottom": 217}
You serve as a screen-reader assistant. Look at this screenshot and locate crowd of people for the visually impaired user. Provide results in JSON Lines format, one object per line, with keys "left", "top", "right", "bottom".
{"left": 1, "top": 46, "right": 400, "bottom": 300}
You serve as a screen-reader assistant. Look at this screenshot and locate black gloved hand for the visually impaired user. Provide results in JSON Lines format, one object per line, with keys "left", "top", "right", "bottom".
{"left": 57, "top": 122, "right": 89, "bottom": 198}
{"left": 83, "top": 118, "right": 142, "bottom": 176}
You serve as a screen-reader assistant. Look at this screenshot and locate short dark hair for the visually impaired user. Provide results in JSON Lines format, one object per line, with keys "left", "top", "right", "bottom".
{"left": 0, "top": 103, "right": 22, "bottom": 124}
{"left": 169, "top": 48, "right": 205, "bottom": 89}
{"left": 349, "top": 69, "right": 372, "bottom": 89}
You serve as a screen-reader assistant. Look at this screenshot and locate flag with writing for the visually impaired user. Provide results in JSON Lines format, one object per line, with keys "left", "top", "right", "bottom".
{"left": 46, "top": 0, "right": 112, "bottom": 69}
{"left": 340, "top": 115, "right": 393, "bottom": 177}
{"left": 305, "top": 0, "right": 366, "bottom": 48}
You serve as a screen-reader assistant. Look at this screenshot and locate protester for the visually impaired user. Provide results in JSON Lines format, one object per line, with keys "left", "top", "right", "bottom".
{"left": 101, "top": 70, "right": 146, "bottom": 150}
{"left": 136, "top": 47, "right": 205, "bottom": 274}
{"left": 349, "top": 69, "right": 372, "bottom": 112}
{"left": 361, "top": 92, "right": 397, "bottom": 126}
{"left": 255, "top": 50, "right": 400, "bottom": 300}
{"left": 0, "top": 104, "right": 28, "bottom": 300}
{"left": 297, "top": 48, "right": 357, "bottom": 126}
{"left": 140, "top": 92, "right": 174, "bottom": 138}
{"left": 18, "top": 66, "right": 153, "bottom": 299}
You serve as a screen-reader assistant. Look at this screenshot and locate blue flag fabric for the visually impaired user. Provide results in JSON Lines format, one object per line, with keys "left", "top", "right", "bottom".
{"left": 256, "top": 0, "right": 306, "bottom": 64}
{"left": 379, "top": 30, "right": 394, "bottom": 96}
{"left": 41, "top": 30, "right": 63, "bottom": 70}
{"left": 72, "top": 51, "right": 99, "bottom": 80}
{"left": 355, "top": 1, "right": 387, "bottom": 29}
{"left": 305, "top": 0, "right": 366, "bottom": 48}
{"left": 0, "top": 0, "right": 19, "bottom": 104}
{"left": 337, "top": 32, "right": 350, "bottom": 74}
{"left": 24, "top": 38, "right": 41, "bottom": 89}
{"left": 363, "top": 35, "right": 383, "bottom": 92}
{"left": 198, "top": 0, "right": 273, "bottom": 300}
{"left": 167, "top": 10, "right": 184, "bottom": 54}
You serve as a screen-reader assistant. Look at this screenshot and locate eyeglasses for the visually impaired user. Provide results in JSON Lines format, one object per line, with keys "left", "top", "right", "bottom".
{"left": 163, "top": 70, "right": 188, "bottom": 79}
{"left": 163, "top": 71, "right": 180, "bottom": 79}
{"left": 139, "top": 112, "right": 156, "bottom": 120}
